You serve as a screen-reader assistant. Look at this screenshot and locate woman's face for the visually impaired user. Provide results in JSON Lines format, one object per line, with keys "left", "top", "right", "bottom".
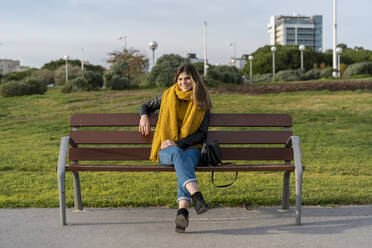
{"left": 177, "top": 72, "right": 193, "bottom": 92}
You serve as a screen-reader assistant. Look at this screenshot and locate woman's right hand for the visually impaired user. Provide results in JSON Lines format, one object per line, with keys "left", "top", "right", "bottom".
{"left": 139, "top": 114, "right": 151, "bottom": 136}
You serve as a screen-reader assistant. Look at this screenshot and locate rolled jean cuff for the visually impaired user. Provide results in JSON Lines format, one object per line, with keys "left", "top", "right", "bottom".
{"left": 183, "top": 179, "right": 197, "bottom": 188}
{"left": 176, "top": 197, "right": 191, "bottom": 203}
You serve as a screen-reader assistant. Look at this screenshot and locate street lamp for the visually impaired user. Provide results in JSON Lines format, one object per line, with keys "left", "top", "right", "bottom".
{"left": 81, "top": 48, "right": 84, "bottom": 72}
{"left": 228, "top": 41, "right": 237, "bottom": 58}
{"left": 248, "top": 55, "right": 254, "bottom": 78}
{"left": 336, "top": 47, "right": 343, "bottom": 78}
{"left": 64, "top": 55, "right": 69, "bottom": 83}
{"left": 148, "top": 41, "right": 158, "bottom": 69}
{"left": 118, "top": 35, "right": 127, "bottom": 49}
{"left": 299, "top": 44, "right": 305, "bottom": 70}
{"left": 271, "top": 46, "right": 277, "bottom": 77}
{"left": 333, "top": 0, "right": 338, "bottom": 78}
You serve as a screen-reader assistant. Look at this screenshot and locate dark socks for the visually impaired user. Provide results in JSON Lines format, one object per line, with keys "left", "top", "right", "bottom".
{"left": 175, "top": 208, "right": 189, "bottom": 233}
{"left": 191, "top": 192, "right": 209, "bottom": 215}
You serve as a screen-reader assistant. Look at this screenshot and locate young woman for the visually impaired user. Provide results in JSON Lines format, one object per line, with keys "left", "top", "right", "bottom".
{"left": 139, "top": 63, "right": 212, "bottom": 233}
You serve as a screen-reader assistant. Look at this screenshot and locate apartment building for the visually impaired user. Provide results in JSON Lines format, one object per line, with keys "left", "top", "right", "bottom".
{"left": 268, "top": 14, "right": 322, "bottom": 51}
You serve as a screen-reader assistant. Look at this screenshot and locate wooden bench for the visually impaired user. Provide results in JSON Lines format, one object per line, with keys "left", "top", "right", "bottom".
{"left": 57, "top": 113, "right": 303, "bottom": 226}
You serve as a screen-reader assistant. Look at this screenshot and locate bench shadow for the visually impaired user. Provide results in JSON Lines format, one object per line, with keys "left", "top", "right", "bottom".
{"left": 67, "top": 206, "right": 372, "bottom": 235}
{"left": 189, "top": 217, "right": 372, "bottom": 235}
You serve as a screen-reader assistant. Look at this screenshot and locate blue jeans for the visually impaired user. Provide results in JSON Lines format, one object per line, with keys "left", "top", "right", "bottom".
{"left": 159, "top": 146, "right": 200, "bottom": 203}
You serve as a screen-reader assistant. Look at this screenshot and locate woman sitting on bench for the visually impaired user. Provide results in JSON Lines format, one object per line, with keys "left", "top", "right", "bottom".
{"left": 139, "top": 63, "right": 213, "bottom": 233}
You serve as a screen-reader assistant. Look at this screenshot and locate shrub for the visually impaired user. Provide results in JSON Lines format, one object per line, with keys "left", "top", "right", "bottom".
{"left": 54, "top": 64, "right": 82, "bottom": 85}
{"left": 148, "top": 54, "right": 188, "bottom": 87}
{"left": 1, "top": 69, "right": 36, "bottom": 83}
{"left": 201, "top": 75, "right": 221, "bottom": 87}
{"left": 342, "top": 62, "right": 372, "bottom": 78}
{"left": 30, "top": 69, "right": 55, "bottom": 86}
{"left": 273, "top": 69, "right": 304, "bottom": 81}
{"left": 300, "top": 68, "right": 321, "bottom": 81}
{"left": 0, "top": 79, "right": 47, "bottom": 97}
{"left": 110, "top": 75, "right": 130, "bottom": 90}
{"left": 207, "top": 65, "right": 243, "bottom": 84}
{"left": 83, "top": 70, "right": 103, "bottom": 88}
{"left": 245, "top": 73, "right": 273, "bottom": 84}
{"left": 61, "top": 76, "right": 99, "bottom": 93}
{"left": 320, "top": 67, "right": 333, "bottom": 79}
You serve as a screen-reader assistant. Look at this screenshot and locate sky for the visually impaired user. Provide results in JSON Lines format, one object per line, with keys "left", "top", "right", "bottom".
{"left": 1, "top": 0, "right": 371, "bottom": 68}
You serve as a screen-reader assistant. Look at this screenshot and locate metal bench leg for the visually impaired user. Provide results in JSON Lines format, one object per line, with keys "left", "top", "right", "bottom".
{"left": 57, "top": 136, "right": 69, "bottom": 226}
{"left": 72, "top": 171, "right": 83, "bottom": 210}
{"left": 281, "top": 171, "right": 290, "bottom": 210}
{"left": 291, "top": 136, "right": 303, "bottom": 225}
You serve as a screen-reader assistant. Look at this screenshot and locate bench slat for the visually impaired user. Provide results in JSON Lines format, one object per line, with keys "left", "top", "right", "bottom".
{"left": 69, "top": 130, "right": 292, "bottom": 144}
{"left": 65, "top": 164, "right": 295, "bottom": 172}
{"left": 70, "top": 113, "right": 292, "bottom": 127}
{"left": 69, "top": 147, "right": 293, "bottom": 161}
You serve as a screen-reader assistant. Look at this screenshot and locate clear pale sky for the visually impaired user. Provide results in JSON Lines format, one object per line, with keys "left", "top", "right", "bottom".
{"left": 1, "top": 0, "right": 371, "bottom": 68}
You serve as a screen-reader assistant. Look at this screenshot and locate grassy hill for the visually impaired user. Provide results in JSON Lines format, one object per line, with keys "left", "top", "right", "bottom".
{"left": 1, "top": 87, "right": 372, "bottom": 208}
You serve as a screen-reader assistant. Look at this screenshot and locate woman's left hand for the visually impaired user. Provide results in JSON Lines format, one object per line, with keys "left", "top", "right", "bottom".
{"left": 160, "top": 139, "right": 178, "bottom": 150}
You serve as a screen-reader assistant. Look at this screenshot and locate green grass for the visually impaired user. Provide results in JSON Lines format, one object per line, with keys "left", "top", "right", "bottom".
{"left": 1, "top": 86, "right": 372, "bottom": 208}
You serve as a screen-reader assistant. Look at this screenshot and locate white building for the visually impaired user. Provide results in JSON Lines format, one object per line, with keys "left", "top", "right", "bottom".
{"left": 229, "top": 57, "right": 247, "bottom": 70}
{"left": 0, "top": 59, "right": 20, "bottom": 74}
{"left": 268, "top": 14, "right": 322, "bottom": 51}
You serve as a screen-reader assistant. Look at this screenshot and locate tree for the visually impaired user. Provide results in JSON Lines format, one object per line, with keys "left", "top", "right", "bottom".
{"left": 107, "top": 48, "right": 149, "bottom": 79}
{"left": 148, "top": 54, "right": 188, "bottom": 87}
{"left": 42, "top": 59, "right": 105, "bottom": 73}
{"left": 242, "top": 45, "right": 332, "bottom": 76}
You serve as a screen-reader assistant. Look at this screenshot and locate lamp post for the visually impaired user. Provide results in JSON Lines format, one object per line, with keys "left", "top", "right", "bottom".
{"left": 118, "top": 35, "right": 127, "bottom": 49}
{"left": 203, "top": 21, "right": 208, "bottom": 76}
{"left": 336, "top": 47, "right": 343, "bottom": 78}
{"left": 299, "top": 44, "right": 305, "bottom": 70}
{"left": 64, "top": 55, "right": 69, "bottom": 83}
{"left": 333, "top": 0, "right": 338, "bottom": 77}
{"left": 271, "top": 46, "right": 277, "bottom": 77}
{"left": 248, "top": 55, "right": 254, "bottom": 78}
{"left": 228, "top": 41, "right": 237, "bottom": 58}
{"left": 81, "top": 48, "right": 84, "bottom": 72}
{"left": 148, "top": 41, "right": 158, "bottom": 69}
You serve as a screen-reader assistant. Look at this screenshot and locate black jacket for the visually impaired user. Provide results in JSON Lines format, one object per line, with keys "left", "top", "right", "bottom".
{"left": 139, "top": 93, "right": 210, "bottom": 149}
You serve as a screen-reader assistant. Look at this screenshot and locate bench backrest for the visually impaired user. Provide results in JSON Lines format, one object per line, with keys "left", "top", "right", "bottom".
{"left": 68, "top": 113, "right": 293, "bottom": 163}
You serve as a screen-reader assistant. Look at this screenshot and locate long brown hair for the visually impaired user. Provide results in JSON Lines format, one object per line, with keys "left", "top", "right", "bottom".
{"left": 173, "top": 64, "right": 213, "bottom": 110}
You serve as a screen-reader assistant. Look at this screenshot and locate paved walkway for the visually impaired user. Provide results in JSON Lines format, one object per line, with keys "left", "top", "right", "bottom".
{"left": 1, "top": 205, "right": 372, "bottom": 248}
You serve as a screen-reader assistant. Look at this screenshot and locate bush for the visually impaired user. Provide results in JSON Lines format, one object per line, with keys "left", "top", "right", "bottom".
{"left": 245, "top": 73, "right": 273, "bottom": 84}
{"left": 61, "top": 76, "right": 99, "bottom": 93}
{"left": 54, "top": 64, "right": 82, "bottom": 85}
{"left": 110, "top": 75, "right": 130, "bottom": 90}
{"left": 103, "top": 61, "right": 132, "bottom": 90}
{"left": 201, "top": 75, "right": 221, "bottom": 87}
{"left": 30, "top": 69, "right": 55, "bottom": 86}
{"left": 273, "top": 69, "right": 304, "bottom": 82}
{"left": 0, "top": 79, "right": 47, "bottom": 97}
{"left": 342, "top": 62, "right": 372, "bottom": 78}
{"left": 1, "top": 69, "right": 36, "bottom": 83}
{"left": 207, "top": 65, "right": 243, "bottom": 84}
{"left": 320, "top": 67, "right": 333, "bottom": 79}
{"left": 83, "top": 70, "right": 103, "bottom": 88}
{"left": 300, "top": 68, "right": 321, "bottom": 81}
{"left": 148, "top": 54, "right": 188, "bottom": 87}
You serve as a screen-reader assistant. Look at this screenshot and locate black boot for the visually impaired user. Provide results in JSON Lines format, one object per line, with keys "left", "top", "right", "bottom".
{"left": 175, "top": 208, "right": 189, "bottom": 233}
{"left": 191, "top": 192, "right": 209, "bottom": 215}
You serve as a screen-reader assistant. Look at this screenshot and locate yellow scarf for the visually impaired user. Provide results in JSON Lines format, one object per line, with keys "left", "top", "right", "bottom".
{"left": 150, "top": 83, "right": 206, "bottom": 162}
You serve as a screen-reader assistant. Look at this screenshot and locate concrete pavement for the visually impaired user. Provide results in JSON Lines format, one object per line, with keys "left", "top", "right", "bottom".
{"left": 1, "top": 205, "right": 372, "bottom": 248}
